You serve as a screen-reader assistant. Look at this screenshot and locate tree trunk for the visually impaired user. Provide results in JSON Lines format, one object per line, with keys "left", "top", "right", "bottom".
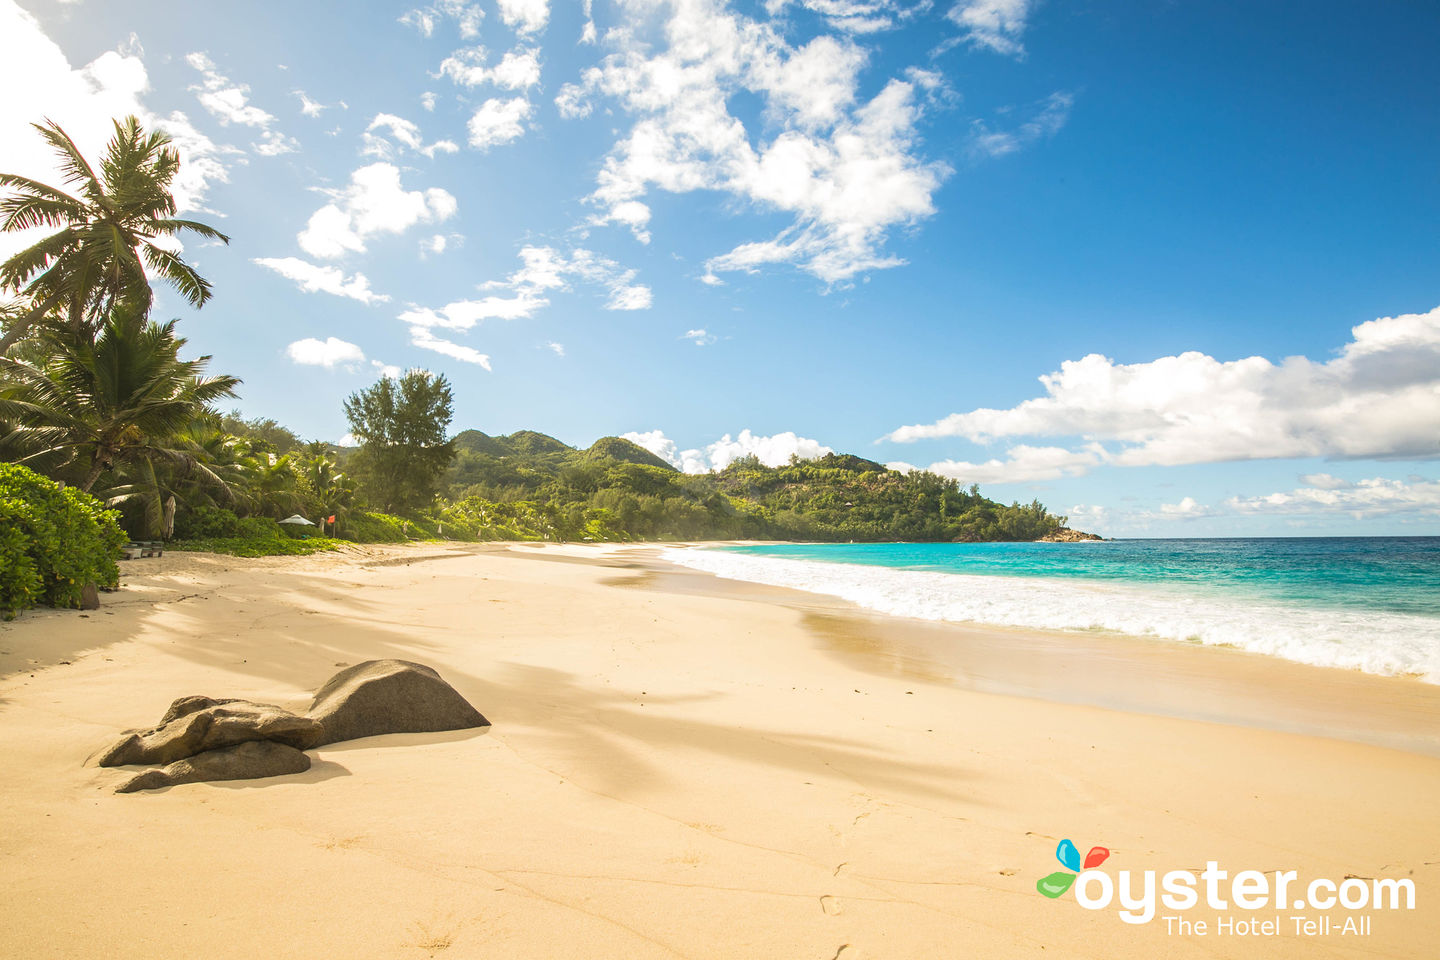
{"left": 79, "top": 456, "right": 108, "bottom": 493}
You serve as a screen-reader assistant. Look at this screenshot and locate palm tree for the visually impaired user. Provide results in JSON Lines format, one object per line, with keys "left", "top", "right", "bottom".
{"left": 0, "top": 116, "right": 229, "bottom": 356}
{"left": 0, "top": 307, "right": 239, "bottom": 492}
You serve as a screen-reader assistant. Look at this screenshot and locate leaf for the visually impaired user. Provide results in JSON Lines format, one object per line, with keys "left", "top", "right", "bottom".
{"left": 1036, "top": 872, "right": 1075, "bottom": 898}
{"left": 1056, "top": 838, "right": 1081, "bottom": 872}
{"left": 1084, "top": 846, "right": 1110, "bottom": 869}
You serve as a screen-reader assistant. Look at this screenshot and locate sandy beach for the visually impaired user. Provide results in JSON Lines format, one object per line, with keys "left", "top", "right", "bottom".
{"left": 2, "top": 541, "right": 1438, "bottom": 959}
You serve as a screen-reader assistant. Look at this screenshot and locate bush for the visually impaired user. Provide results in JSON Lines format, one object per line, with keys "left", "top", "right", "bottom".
{"left": 172, "top": 505, "right": 244, "bottom": 539}
{"left": 0, "top": 463, "right": 127, "bottom": 617}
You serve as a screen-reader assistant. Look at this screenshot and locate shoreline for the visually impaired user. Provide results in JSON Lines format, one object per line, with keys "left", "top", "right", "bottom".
{"left": 2, "top": 541, "right": 1437, "bottom": 958}
{"left": 621, "top": 545, "right": 1440, "bottom": 759}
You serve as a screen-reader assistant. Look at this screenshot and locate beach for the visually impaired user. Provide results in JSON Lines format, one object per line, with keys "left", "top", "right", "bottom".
{"left": 2, "top": 542, "right": 1438, "bottom": 959}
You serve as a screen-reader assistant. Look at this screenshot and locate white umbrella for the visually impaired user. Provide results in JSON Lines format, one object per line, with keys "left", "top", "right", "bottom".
{"left": 278, "top": 514, "right": 315, "bottom": 526}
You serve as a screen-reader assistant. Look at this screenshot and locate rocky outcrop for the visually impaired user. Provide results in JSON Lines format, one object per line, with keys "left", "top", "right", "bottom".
{"left": 98, "top": 660, "right": 488, "bottom": 793}
{"left": 94, "top": 698, "right": 325, "bottom": 768}
{"left": 1036, "top": 527, "right": 1105, "bottom": 542}
{"left": 307, "top": 659, "right": 489, "bottom": 746}
{"left": 116, "top": 741, "right": 311, "bottom": 793}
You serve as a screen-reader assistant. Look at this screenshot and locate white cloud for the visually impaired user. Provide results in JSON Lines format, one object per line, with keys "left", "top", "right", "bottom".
{"left": 408, "top": 325, "right": 493, "bottom": 368}
{"left": 298, "top": 162, "right": 458, "bottom": 259}
{"left": 399, "top": 245, "right": 649, "bottom": 365}
{"left": 682, "top": 328, "right": 717, "bottom": 346}
{"left": 422, "top": 233, "right": 451, "bottom": 256}
{"left": 467, "top": 97, "right": 532, "bottom": 150}
{"left": 401, "top": 2, "right": 484, "bottom": 38}
{"left": 885, "top": 305, "right": 1440, "bottom": 480}
{"left": 185, "top": 52, "right": 298, "bottom": 155}
{"left": 0, "top": 4, "right": 232, "bottom": 265}
{"left": 554, "top": 82, "right": 591, "bottom": 119}
{"left": 296, "top": 90, "right": 327, "bottom": 117}
{"left": 371, "top": 359, "right": 403, "bottom": 379}
{"left": 970, "top": 91, "right": 1073, "bottom": 158}
{"left": 286, "top": 336, "right": 367, "bottom": 369}
{"left": 946, "top": 0, "right": 1032, "bottom": 58}
{"left": 1224, "top": 476, "right": 1440, "bottom": 520}
{"left": 546, "top": 341, "right": 565, "bottom": 357}
{"left": 498, "top": 0, "right": 549, "bottom": 36}
{"left": 567, "top": 0, "right": 951, "bottom": 283}
{"left": 920, "top": 444, "right": 1105, "bottom": 484}
{"left": 362, "top": 112, "right": 460, "bottom": 159}
{"left": 401, "top": 245, "right": 650, "bottom": 333}
{"left": 624, "top": 428, "right": 833, "bottom": 473}
{"left": 492, "top": 48, "right": 542, "bottom": 89}
{"left": 437, "top": 46, "right": 541, "bottom": 90}
{"left": 253, "top": 256, "right": 389, "bottom": 304}
{"left": 421, "top": 91, "right": 438, "bottom": 111}
{"left": 773, "top": 0, "right": 922, "bottom": 35}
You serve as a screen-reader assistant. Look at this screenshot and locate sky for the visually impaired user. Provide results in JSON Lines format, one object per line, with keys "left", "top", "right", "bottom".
{"left": 2, "top": 0, "right": 1438, "bottom": 537}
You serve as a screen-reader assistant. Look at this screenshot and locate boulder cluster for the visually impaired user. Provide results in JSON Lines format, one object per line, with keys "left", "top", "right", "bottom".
{"left": 94, "top": 659, "right": 489, "bottom": 793}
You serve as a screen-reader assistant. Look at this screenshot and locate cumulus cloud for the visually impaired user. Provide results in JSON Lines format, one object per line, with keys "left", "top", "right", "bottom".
{"left": 0, "top": 4, "right": 232, "bottom": 264}
{"left": 186, "top": 52, "right": 298, "bottom": 155}
{"left": 884, "top": 305, "right": 1440, "bottom": 482}
{"left": 969, "top": 91, "right": 1073, "bottom": 158}
{"left": 623, "top": 429, "right": 833, "bottom": 473}
{"left": 921, "top": 444, "right": 1105, "bottom": 484}
{"left": 437, "top": 46, "right": 541, "bottom": 90}
{"left": 467, "top": 97, "right": 532, "bottom": 150}
{"left": 362, "top": 113, "right": 459, "bottom": 159}
{"left": 285, "top": 336, "right": 367, "bottom": 369}
{"left": 561, "top": 0, "right": 951, "bottom": 284}
{"left": 298, "top": 162, "right": 458, "bottom": 259}
{"left": 682, "top": 328, "right": 717, "bottom": 346}
{"left": 253, "top": 257, "right": 389, "bottom": 304}
{"left": 946, "top": 0, "right": 1032, "bottom": 57}
{"left": 1224, "top": 476, "right": 1440, "bottom": 520}
{"left": 497, "top": 0, "right": 549, "bottom": 36}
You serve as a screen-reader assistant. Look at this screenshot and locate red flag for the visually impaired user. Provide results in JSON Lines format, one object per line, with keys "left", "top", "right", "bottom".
{"left": 326, "top": 515, "right": 336, "bottom": 524}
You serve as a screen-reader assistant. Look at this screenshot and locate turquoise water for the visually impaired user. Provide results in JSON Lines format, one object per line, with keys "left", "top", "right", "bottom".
{"left": 718, "top": 538, "right": 1440, "bottom": 618}
{"left": 664, "top": 539, "right": 1440, "bottom": 681}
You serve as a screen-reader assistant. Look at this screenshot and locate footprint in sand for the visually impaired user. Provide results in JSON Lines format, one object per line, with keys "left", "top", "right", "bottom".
{"left": 830, "top": 945, "right": 857, "bottom": 960}
{"left": 820, "top": 895, "right": 843, "bottom": 916}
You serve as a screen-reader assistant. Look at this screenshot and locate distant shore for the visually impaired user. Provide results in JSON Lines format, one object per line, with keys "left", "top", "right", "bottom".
{"left": 2, "top": 541, "right": 1437, "bottom": 958}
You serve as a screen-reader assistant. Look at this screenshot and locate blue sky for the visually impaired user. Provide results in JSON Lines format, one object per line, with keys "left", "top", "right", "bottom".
{"left": 3, "top": 0, "right": 1439, "bottom": 536}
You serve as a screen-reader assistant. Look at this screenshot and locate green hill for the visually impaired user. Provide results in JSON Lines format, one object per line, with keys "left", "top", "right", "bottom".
{"left": 585, "top": 436, "right": 676, "bottom": 471}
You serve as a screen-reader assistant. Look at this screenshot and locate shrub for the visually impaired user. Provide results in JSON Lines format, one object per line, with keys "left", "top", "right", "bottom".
{"left": 172, "top": 505, "right": 243, "bottom": 539}
{"left": 0, "top": 462, "right": 127, "bottom": 617}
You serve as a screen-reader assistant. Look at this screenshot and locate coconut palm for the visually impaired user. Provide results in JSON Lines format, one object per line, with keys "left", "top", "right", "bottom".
{"left": 0, "top": 116, "right": 229, "bottom": 356}
{"left": 0, "top": 307, "right": 239, "bottom": 492}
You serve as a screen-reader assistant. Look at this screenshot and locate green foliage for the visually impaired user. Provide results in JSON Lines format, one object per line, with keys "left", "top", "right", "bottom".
{"left": 585, "top": 436, "right": 677, "bottom": 470}
{"left": 344, "top": 370, "right": 456, "bottom": 513}
{"left": 0, "top": 116, "right": 228, "bottom": 357}
{"left": 0, "top": 462, "right": 125, "bottom": 617}
{"left": 169, "top": 535, "right": 343, "bottom": 557}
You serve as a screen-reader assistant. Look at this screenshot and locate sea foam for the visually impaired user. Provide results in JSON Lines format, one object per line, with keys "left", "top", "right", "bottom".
{"left": 663, "top": 547, "right": 1440, "bottom": 683}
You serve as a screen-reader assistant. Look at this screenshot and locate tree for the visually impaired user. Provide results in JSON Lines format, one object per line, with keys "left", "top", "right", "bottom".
{"left": 343, "top": 370, "right": 455, "bottom": 512}
{"left": 0, "top": 308, "right": 239, "bottom": 493}
{"left": 0, "top": 116, "right": 229, "bottom": 356}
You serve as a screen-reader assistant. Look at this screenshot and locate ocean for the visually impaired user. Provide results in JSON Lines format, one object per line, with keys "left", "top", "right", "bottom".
{"left": 663, "top": 538, "right": 1440, "bottom": 683}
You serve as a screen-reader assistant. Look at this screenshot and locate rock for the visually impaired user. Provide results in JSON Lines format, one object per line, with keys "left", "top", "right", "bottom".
{"left": 94, "top": 699, "right": 325, "bottom": 767}
{"left": 307, "top": 659, "right": 488, "bottom": 746}
{"left": 116, "top": 740, "right": 311, "bottom": 793}
{"left": 1036, "top": 527, "right": 1105, "bottom": 542}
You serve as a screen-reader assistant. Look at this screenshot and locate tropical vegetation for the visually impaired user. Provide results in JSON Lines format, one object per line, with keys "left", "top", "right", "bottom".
{"left": 0, "top": 115, "right": 1070, "bottom": 615}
